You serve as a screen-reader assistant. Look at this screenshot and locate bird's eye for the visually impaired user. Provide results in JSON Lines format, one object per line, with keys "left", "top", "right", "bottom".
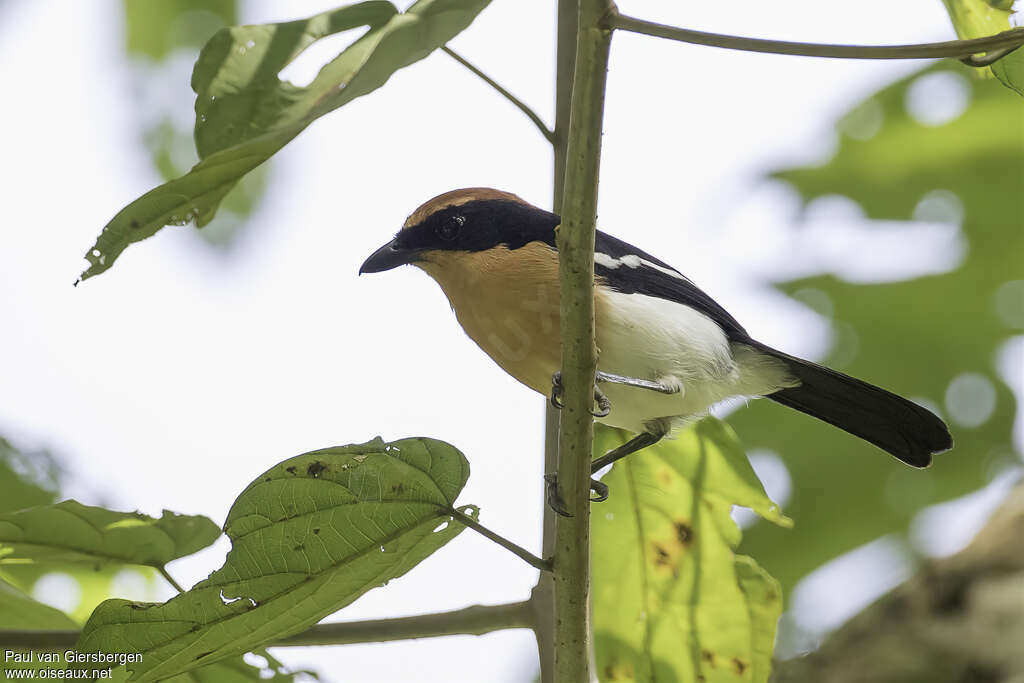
{"left": 437, "top": 215, "right": 464, "bottom": 241}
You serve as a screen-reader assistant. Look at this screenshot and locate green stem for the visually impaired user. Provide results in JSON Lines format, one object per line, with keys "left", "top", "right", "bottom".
{"left": 158, "top": 565, "right": 185, "bottom": 593}
{"left": 275, "top": 601, "right": 534, "bottom": 646}
{"left": 0, "top": 601, "right": 535, "bottom": 650}
{"left": 552, "top": 0, "right": 614, "bottom": 680}
{"left": 442, "top": 47, "right": 556, "bottom": 142}
{"left": 607, "top": 11, "right": 1024, "bottom": 62}
{"left": 449, "top": 508, "right": 552, "bottom": 572}
{"left": 532, "top": 4, "right": 580, "bottom": 681}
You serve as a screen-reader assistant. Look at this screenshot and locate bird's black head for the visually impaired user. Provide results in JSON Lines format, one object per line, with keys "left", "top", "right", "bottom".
{"left": 359, "top": 188, "right": 560, "bottom": 274}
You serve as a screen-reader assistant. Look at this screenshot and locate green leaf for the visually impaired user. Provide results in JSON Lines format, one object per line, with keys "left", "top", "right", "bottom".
{"left": 76, "top": 437, "right": 473, "bottom": 682}
{"left": 0, "top": 577, "right": 78, "bottom": 629}
{"left": 592, "top": 420, "right": 786, "bottom": 683}
{"left": 0, "top": 501, "right": 221, "bottom": 568}
{"left": 940, "top": 0, "right": 1024, "bottom": 94}
{"left": 81, "top": 0, "right": 491, "bottom": 282}
{"left": 734, "top": 62, "right": 1023, "bottom": 594}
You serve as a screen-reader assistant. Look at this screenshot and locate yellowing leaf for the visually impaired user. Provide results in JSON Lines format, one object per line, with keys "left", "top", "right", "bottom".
{"left": 592, "top": 420, "right": 786, "bottom": 683}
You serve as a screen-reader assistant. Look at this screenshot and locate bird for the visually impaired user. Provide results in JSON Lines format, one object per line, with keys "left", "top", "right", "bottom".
{"left": 360, "top": 187, "right": 953, "bottom": 511}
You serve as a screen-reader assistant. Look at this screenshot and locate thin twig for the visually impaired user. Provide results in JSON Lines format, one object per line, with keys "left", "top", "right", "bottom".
{"left": 275, "top": 600, "right": 534, "bottom": 646}
{"left": 449, "top": 507, "right": 552, "bottom": 572}
{"left": 441, "top": 46, "right": 556, "bottom": 143}
{"left": 608, "top": 11, "right": 1024, "bottom": 63}
{"left": 158, "top": 565, "right": 185, "bottom": 593}
{"left": 0, "top": 601, "right": 535, "bottom": 650}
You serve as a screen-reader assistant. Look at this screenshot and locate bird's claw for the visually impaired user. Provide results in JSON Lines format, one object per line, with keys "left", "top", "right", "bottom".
{"left": 544, "top": 473, "right": 611, "bottom": 516}
{"left": 549, "top": 371, "right": 612, "bottom": 417}
{"left": 550, "top": 372, "right": 564, "bottom": 410}
{"left": 592, "top": 388, "right": 611, "bottom": 418}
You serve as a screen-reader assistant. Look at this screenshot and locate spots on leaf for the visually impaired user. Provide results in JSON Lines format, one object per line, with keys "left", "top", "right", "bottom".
{"left": 285, "top": 466, "right": 297, "bottom": 475}
{"left": 306, "top": 461, "right": 327, "bottom": 477}
{"left": 732, "top": 658, "right": 747, "bottom": 675}
{"left": 652, "top": 543, "right": 672, "bottom": 568}
{"left": 674, "top": 520, "right": 694, "bottom": 546}
{"left": 312, "top": 527, "right": 321, "bottom": 535}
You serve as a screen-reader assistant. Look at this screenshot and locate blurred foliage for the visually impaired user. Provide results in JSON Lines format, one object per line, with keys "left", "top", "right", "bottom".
{"left": 0, "top": 577, "right": 78, "bottom": 629}
{"left": 83, "top": 0, "right": 491, "bottom": 281}
{"left": 592, "top": 421, "right": 788, "bottom": 683}
{"left": 733, "top": 61, "right": 1023, "bottom": 596}
{"left": 0, "top": 436, "right": 306, "bottom": 682}
{"left": 0, "top": 436, "right": 131, "bottom": 625}
{"left": 0, "top": 436, "right": 60, "bottom": 514}
{"left": 122, "top": 0, "right": 267, "bottom": 250}
{"left": 77, "top": 437, "right": 474, "bottom": 681}
{"left": 940, "top": 0, "right": 1023, "bottom": 92}
{"left": 0, "top": 500, "right": 220, "bottom": 567}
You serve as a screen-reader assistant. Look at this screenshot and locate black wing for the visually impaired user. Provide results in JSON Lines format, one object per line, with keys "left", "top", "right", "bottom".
{"left": 593, "top": 231, "right": 750, "bottom": 342}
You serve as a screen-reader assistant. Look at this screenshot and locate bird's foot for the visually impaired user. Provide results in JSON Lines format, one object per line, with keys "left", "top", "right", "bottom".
{"left": 550, "top": 371, "right": 613, "bottom": 417}
{"left": 544, "top": 473, "right": 610, "bottom": 517}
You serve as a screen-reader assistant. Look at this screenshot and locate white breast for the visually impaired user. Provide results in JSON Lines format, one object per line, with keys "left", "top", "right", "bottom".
{"left": 594, "top": 290, "right": 792, "bottom": 434}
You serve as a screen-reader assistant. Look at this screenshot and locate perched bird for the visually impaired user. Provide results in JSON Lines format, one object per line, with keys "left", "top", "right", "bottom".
{"left": 360, "top": 188, "right": 952, "bottom": 509}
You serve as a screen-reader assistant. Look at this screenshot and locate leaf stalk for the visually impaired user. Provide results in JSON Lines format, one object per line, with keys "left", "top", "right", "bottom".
{"left": 607, "top": 11, "right": 1024, "bottom": 63}
{"left": 442, "top": 47, "right": 556, "bottom": 143}
{"left": 449, "top": 508, "right": 552, "bottom": 572}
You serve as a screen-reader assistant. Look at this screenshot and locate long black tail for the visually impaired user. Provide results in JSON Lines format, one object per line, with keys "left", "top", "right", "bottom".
{"left": 749, "top": 342, "right": 953, "bottom": 467}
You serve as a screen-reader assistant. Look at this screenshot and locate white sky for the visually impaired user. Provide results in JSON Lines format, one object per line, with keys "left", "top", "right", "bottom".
{"left": 1, "top": 0, "right": 1020, "bottom": 681}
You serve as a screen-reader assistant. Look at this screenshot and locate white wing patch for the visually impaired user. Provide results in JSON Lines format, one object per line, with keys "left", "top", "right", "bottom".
{"left": 594, "top": 251, "right": 692, "bottom": 283}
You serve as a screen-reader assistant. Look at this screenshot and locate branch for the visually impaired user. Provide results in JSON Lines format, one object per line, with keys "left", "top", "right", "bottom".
{"left": 442, "top": 47, "right": 556, "bottom": 143}
{"left": 607, "top": 11, "right": 1024, "bottom": 63}
{"left": 449, "top": 507, "right": 552, "bottom": 572}
{"left": 0, "top": 601, "right": 535, "bottom": 650}
{"left": 532, "top": 4, "right": 581, "bottom": 681}
{"left": 551, "top": 0, "right": 614, "bottom": 680}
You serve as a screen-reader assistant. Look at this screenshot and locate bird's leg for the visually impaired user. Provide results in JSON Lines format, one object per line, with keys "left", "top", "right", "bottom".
{"left": 589, "top": 430, "right": 666, "bottom": 474}
{"left": 545, "top": 425, "right": 668, "bottom": 516}
{"left": 550, "top": 371, "right": 612, "bottom": 417}
{"left": 595, "top": 371, "right": 681, "bottom": 395}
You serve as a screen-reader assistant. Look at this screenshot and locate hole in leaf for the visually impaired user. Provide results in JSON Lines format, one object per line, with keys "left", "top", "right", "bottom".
{"left": 906, "top": 72, "right": 970, "bottom": 127}
{"left": 277, "top": 27, "right": 371, "bottom": 87}
{"left": 945, "top": 372, "right": 997, "bottom": 428}
{"left": 243, "top": 653, "right": 268, "bottom": 670}
{"left": 433, "top": 521, "right": 450, "bottom": 533}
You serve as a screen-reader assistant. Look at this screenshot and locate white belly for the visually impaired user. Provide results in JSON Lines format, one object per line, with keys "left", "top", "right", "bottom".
{"left": 593, "top": 290, "right": 793, "bottom": 434}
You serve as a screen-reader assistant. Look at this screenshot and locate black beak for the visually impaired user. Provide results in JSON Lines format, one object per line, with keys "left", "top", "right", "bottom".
{"left": 359, "top": 239, "right": 419, "bottom": 274}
